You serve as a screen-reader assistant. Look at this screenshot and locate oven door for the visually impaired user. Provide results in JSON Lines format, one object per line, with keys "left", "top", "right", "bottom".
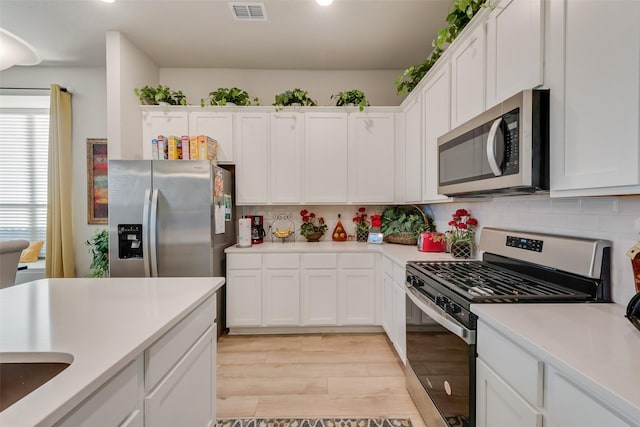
{"left": 405, "top": 285, "right": 476, "bottom": 427}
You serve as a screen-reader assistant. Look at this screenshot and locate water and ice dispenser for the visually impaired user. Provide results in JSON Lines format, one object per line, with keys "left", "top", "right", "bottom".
{"left": 117, "top": 224, "right": 143, "bottom": 259}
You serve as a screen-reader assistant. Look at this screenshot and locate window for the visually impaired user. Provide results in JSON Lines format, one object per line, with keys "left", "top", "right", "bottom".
{"left": 0, "top": 95, "right": 49, "bottom": 256}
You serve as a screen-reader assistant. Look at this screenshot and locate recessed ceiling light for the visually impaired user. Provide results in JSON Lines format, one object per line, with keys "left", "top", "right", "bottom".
{"left": 315, "top": 0, "right": 334, "bottom": 6}
{"left": 101, "top": 0, "right": 115, "bottom": 3}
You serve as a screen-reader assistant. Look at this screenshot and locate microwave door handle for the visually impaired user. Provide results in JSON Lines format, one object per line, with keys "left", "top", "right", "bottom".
{"left": 486, "top": 117, "right": 504, "bottom": 176}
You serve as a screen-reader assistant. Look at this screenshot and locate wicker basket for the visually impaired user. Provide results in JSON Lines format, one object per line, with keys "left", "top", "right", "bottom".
{"left": 383, "top": 232, "right": 418, "bottom": 246}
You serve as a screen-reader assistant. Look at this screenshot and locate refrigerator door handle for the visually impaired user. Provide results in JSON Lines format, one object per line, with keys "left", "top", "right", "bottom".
{"left": 149, "top": 189, "right": 160, "bottom": 277}
{"left": 142, "top": 189, "right": 152, "bottom": 277}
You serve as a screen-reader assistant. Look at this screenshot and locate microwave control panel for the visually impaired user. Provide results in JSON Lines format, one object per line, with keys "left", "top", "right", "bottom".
{"left": 502, "top": 109, "right": 520, "bottom": 175}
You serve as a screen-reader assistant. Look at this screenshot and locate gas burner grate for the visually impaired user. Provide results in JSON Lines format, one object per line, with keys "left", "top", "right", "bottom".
{"left": 411, "top": 261, "right": 591, "bottom": 302}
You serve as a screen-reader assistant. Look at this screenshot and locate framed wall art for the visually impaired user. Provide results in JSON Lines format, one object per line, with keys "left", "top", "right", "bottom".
{"left": 87, "top": 138, "right": 108, "bottom": 224}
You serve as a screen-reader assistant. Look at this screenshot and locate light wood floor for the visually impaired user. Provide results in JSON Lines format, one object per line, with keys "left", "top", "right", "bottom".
{"left": 216, "top": 333, "right": 426, "bottom": 427}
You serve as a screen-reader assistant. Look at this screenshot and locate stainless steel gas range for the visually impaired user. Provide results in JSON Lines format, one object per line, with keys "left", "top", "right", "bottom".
{"left": 404, "top": 227, "right": 611, "bottom": 427}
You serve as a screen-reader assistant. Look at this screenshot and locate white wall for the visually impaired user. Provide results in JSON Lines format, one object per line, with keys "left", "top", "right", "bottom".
{"left": 0, "top": 66, "right": 107, "bottom": 278}
{"left": 427, "top": 194, "right": 640, "bottom": 306}
{"left": 160, "top": 68, "right": 406, "bottom": 108}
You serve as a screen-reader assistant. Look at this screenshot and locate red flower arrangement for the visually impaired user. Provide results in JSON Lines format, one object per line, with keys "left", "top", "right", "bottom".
{"left": 370, "top": 214, "right": 382, "bottom": 228}
{"left": 299, "top": 209, "right": 327, "bottom": 237}
{"left": 444, "top": 208, "right": 478, "bottom": 245}
{"left": 353, "top": 207, "right": 369, "bottom": 233}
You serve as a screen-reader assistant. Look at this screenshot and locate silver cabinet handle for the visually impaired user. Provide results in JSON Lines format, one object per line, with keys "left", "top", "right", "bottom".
{"left": 142, "top": 189, "right": 152, "bottom": 277}
{"left": 406, "top": 284, "right": 476, "bottom": 345}
{"left": 486, "top": 117, "right": 504, "bottom": 176}
{"left": 149, "top": 189, "right": 159, "bottom": 277}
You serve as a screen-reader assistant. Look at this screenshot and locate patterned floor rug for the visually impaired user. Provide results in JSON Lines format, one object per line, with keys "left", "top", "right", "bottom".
{"left": 216, "top": 419, "right": 412, "bottom": 427}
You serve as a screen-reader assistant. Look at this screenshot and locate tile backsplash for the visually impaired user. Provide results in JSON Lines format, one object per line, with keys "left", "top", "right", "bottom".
{"left": 240, "top": 194, "right": 640, "bottom": 305}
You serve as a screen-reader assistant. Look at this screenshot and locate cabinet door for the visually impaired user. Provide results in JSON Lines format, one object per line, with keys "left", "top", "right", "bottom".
{"left": 145, "top": 327, "right": 215, "bottom": 427}
{"left": 476, "top": 358, "right": 542, "bottom": 427}
{"left": 548, "top": 0, "right": 640, "bottom": 195}
{"left": 348, "top": 113, "right": 396, "bottom": 203}
{"left": 301, "top": 269, "right": 338, "bottom": 325}
{"left": 141, "top": 109, "right": 189, "bottom": 160}
{"left": 485, "top": 0, "right": 543, "bottom": 108}
{"left": 188, "top": 111, "right": 234, "bottom": 163}
{"left": 383, "top": 272, "right": 394, "bottom": 339}
{"left": 263, "top": 270, "right": 300, "bottom": 325}
{"left": 338, "top": 269, "right": 375, "bottom": 325}
{"left": 392, "top": 279, "right": 406, "bottom": 363}
{"left": 270, "top": 113, "right": 304, "bottom": 203}
{"left": 422, "top": 64, "right": 452, "bottom": 202}
{"left": 402, "top": 95, "right": 422, "bottom": 203}
{"left": 226, "top": 269, "right": 262, "bottom": 326}
{"left": 450, "top": 23, "right": 486, "bottom": 129}
{"left": 304, "top": 113, "right": 348, "bottom": 203}
{"left": 546, "top": 369, "right": 633, "bottom": 427}
{"left": 235, "top": 113, "right": 269, "bottom": 204}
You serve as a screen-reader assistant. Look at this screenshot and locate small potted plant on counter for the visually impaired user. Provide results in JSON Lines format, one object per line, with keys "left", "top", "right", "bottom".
{"left": 439, "top": 208, "right": 479, "bottom": 258}
{"left": 200, "top": 87, "right": 258, "bottom": 106}
{"left": 332, "top": 89, "right": 370, "bottom": 111}
{"left": 353, "top": 207, "right": 370, "bottom": 242}
{"left": 380, "top": 205, "right": 434, "bottom": 245}
{"left": 273, "top": 88, "right": 317, "bottom": 111}
{"left": 299, "top": 209, "right": 327, "bottom": 242}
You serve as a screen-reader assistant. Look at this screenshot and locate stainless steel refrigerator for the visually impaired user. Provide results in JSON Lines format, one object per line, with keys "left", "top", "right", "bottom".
{"left": 108, "top": 160, "right": 235, "bottom": 335}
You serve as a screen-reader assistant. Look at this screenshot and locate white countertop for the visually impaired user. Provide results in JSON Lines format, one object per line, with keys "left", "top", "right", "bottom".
{"left": 0, "top": 277, "right": 225, "bottom": 427}
{"left": 471, "top": 303, "right": 640, "bottom": 423}
{"left": 225, "top": 241, "right": 458, "bottom": 265}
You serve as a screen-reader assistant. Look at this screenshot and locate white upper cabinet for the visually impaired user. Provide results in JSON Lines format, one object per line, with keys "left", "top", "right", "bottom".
{"left": 188, "top": 111, "right": 234, "bottom": 163}
{"left": 304, "top": 112, "right": 349, "bottom": 203}
{"left": 270, "top": 113, "right": 304, "bottom": 204}
{"left": 402, "top": 95, "right": 423, "bottom": 203}
{"left": 422, "top": 63, "right": 452, "bottom": 202}
{"left": 450, "top": 23, "right": 486, "bottom": 129}
{"left": 348, "top": 112, "right": 396, "bottom": 203}
{"left": 141, "top": 109, "right": 189, "bottom": 160}
{"left": 548, "top": 0, "right": 640, "bottom": 196}
{"left": 485, "top": 0, "right": 544, "bottom": 108}
{"left": 235, "top": 112, "right": 269, "bottom": 205}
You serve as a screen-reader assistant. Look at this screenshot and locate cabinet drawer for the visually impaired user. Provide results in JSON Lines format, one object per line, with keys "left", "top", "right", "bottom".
{"left": 302, "top": 253, "right": 337, "bottom": 269}
{"left": 145, "top": 295, "right": 215, "bottom": 391}
{"left": 228, "top": 253, "right": 262, "bottom": 269}
{"left": 382, "top": 256, "right": 393, "bottom": 276}
{"left": 477, "top": 320, "right": 543, "bottom": 408}
{"left": 392, "top": 262, "right": 405, "bottom": 285}
{"left": 55, "top": 358, "right": 142, "bottom": 427}
{"left": 264, "top": 253, "right": 300, "bottom": 269}
{"left": 339, "top": 253, "right": 375, "bottom": 269}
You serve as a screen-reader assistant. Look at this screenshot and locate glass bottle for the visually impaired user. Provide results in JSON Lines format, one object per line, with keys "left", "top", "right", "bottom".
{"left": 332, "top": 214, "right": 347, "bottom": 241}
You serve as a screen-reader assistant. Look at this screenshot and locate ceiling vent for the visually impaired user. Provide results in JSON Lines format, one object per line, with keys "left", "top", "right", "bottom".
{"left": 229, "top": 2, "right": 267, "bottom": 21}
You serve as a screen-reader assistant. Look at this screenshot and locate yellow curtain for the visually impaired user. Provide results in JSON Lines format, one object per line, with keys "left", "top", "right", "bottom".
{"left": 45, "top": 84, "right": 76, "bottom": 278}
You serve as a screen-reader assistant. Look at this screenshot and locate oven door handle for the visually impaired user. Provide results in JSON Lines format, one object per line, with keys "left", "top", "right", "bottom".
{"left": 406, "top": 284, "right": 476, "bottom": 345}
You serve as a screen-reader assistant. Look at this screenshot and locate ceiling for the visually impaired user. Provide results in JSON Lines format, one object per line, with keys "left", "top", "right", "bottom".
{"left": 0, "top": 0, "right": 452, "bottom": 70}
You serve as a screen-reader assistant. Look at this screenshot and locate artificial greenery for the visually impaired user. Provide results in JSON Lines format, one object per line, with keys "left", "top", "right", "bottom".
{"left": 380, "top": 206, "right": 435, "bottom": 238}
{"left": 331, "top": 89, "right": 370, "bottom": 111}
{"left": 395, "top": 0, "right": 487, "bottom": 95}
{"left": 134, "top": 85, "right": 188, "bottom": 105}
{"left": 85, "top": 229, "right": 109, "bottom": 278}
{"left": 273, "top": 88, "right": 318, "bottom": 111}
{"left": 200, "top": 87, "right": 259, "bottom": 107}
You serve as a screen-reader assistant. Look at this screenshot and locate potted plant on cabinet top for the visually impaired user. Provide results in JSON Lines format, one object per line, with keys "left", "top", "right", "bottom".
{"left": 380, "top": 205, "right": 435, "bottom": 245}
{"left": 273, "top": 88, "right": 317, "bottom": 111}
{"left": 134, "top": 85, "right": 188, "bottom": 105}
{"left": 331, "top": 89, "right": 370, "bottom": 111}
{"left": 200, "top": 87, "right": 259, "bottom": 106}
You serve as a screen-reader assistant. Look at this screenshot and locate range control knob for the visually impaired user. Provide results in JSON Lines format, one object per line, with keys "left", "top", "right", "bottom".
{"left": 435, "top": 295, "right": 449, "bottom": 307}
{"left": 445, "top": 302, "right": 461, "bottom": 314}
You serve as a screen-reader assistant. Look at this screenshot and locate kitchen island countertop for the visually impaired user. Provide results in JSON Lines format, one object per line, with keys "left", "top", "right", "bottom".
{"left": 0, "top": 277, "right": 225, "bottom": 427}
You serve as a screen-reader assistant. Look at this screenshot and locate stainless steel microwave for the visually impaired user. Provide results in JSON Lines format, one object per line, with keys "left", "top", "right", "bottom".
{"left": 437, "top": 89, "right": 549, "bottom": 197}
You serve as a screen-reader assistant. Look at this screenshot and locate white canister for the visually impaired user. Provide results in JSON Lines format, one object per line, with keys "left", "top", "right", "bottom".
{"left": 238, "top": 218, "right": 252, "bottom": 247}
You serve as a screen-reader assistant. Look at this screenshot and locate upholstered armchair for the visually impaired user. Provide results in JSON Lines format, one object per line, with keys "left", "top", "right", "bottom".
{"left": 0, "top": 240, "right": 29, "bottom": 288}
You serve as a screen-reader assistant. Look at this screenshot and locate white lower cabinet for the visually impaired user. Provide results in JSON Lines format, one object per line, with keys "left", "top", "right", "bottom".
{"left": 477, "top": 319, "right": 637, "bottom": 427}
{"left": 382, "top": 255, "right": 407, "bottom": 363}
{"left": 391, "top": 279, "right": 406, "bottom": 362}
{"left": 476, "top": 358, "right": 541, "bottom": 427}
{"left": 56, "top": 296, "right": 216, "bottom": 427}
{"left": 382, "top": 271, "right": 394, "bottom": 339}
{"left": 226, "top": 251, "right": 380, "bottom": 331}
